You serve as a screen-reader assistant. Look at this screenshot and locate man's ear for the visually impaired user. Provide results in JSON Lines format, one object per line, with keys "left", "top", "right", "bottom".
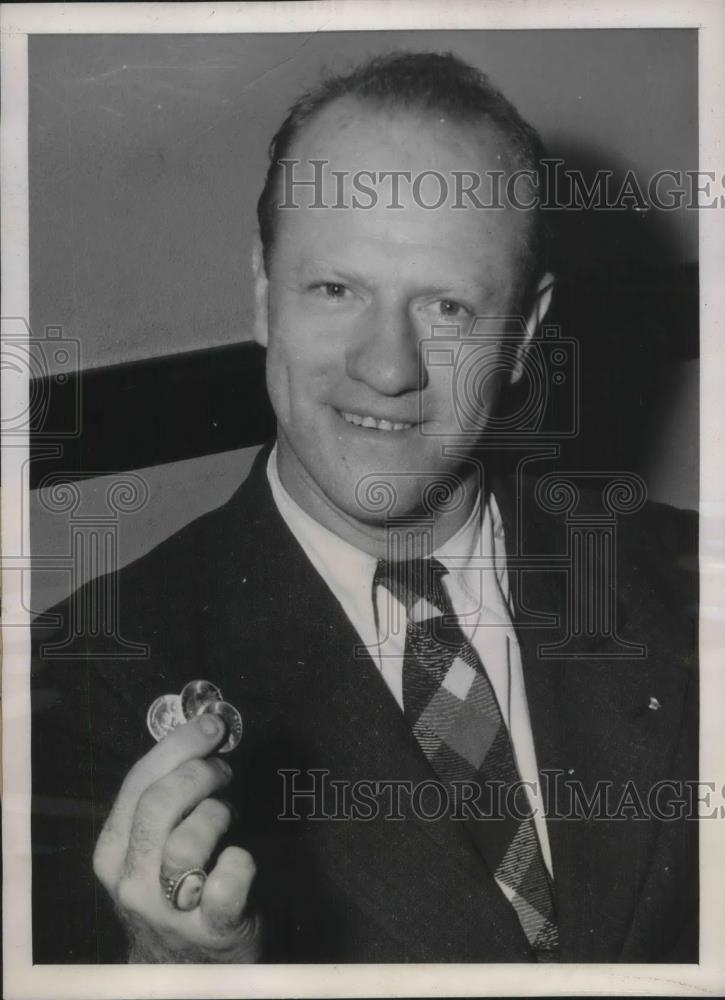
{"left": 251, "top": 236, "right": 269, "bottom": 348}
{"left": 511, "top": 272, "right": 555, "bottom": 383}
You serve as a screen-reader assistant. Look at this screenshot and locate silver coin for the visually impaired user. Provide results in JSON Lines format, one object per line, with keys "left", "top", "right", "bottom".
{"left": 199, "top": 700, "right": 243, "bottom": 753}
{"left": 180, "top": 679, "right": 223, "bottom": 720}
{"left": 146, "top": 693, "right": 186, "bottom": 742}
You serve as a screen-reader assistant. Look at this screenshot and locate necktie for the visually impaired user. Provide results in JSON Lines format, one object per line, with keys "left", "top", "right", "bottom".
{"left": 375, "top": 557, "right": 559, "bottom": 957}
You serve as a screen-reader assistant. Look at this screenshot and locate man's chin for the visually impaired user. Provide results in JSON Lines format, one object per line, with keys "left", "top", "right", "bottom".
{"left": 346, "top": 485, "right": 456, "bottom": 527}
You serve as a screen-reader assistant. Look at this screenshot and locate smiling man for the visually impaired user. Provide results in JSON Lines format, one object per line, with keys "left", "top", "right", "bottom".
{"left": 253, "top": 88, "right": 552, "bottom": 554}
{"left": 31, "top": 51, "right": 697, "bottom": 965}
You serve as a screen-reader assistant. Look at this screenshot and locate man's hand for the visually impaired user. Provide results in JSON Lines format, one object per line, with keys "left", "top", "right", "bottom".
{"left": 93, "top": 713, "right": 260, "bottom": 963}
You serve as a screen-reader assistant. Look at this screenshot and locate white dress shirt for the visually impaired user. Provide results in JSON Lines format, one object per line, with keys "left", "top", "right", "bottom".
{"left": 267, "top": 447, "right": 553, "bottom": 879}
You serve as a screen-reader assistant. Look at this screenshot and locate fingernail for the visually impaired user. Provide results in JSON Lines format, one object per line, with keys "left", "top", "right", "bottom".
{"left": 214, "top": 757, "right": 232, "bottom": 776}
{"left": 199, "top": 713, "right": 222, "bottom": 736}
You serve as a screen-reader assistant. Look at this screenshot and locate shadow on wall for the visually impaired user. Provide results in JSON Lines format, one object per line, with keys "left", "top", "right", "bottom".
{"left": 521, "top": 139, "right": 698, "bottom": 507}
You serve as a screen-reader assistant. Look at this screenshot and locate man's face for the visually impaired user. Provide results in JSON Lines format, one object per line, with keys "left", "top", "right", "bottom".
{"left": 254, "top": 99, "right": 550, "bottom": 541}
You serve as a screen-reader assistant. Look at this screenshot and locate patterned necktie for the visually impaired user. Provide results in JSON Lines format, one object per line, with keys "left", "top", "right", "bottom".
{"left": 375, "top": 556, "right": 559, "bottom": 957}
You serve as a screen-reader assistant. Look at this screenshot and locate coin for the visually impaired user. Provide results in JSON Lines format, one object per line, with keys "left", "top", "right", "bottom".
{"left": 146, "top": 693, "right": 186, "bottom": 742}
{"left": 199, "top": 700, "right": 243, "bottom": 753}
{"left": 180, "top": 679, "right": 223, "bottom": 720}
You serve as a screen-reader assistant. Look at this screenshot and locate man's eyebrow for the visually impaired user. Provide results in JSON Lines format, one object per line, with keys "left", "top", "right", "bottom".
{"left": 296, "top": 259, "right": 365, "bottom": 284}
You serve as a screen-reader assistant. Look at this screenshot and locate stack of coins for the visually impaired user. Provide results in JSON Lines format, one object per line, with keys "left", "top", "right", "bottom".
{"left": 146, "top": 679, "right": 243, "bottom": 753}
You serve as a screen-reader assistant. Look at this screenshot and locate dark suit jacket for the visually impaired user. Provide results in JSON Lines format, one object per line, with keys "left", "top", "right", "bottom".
{"left": 31, "top": 446, "right": 698, "bottom": 963}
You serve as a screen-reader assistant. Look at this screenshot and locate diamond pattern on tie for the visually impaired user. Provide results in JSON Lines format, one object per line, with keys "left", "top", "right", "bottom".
{"left": 375, "top": 557, "right": 558, "bottom": 957}
{"left": 442, "top": 657, "right": 476, "bottom": 700}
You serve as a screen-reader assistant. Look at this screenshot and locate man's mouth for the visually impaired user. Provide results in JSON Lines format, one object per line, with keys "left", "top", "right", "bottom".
{"left": 340, "top": 410, "right": 415, "bottom": 432}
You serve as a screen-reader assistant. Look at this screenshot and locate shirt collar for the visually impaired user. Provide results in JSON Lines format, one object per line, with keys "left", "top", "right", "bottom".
{"left": 266, "top": 446, "right": 379, "bottom": 621}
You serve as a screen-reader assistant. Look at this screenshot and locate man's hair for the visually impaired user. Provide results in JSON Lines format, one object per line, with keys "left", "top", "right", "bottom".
{"left": 256, "top": 50, "right": 550, "bottom": 302}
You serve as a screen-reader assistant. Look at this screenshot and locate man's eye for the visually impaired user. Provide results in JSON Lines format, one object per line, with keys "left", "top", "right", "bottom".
{"left": 438, "top": 299, "right": 466, "bottom": 317}
{"left": 318, "top": 282, "right": 348, "bottom": 300}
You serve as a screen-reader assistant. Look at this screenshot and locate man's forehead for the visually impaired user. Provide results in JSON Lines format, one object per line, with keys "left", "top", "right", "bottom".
{"left": 288, "top": 95, "right": 517, "bottom": 176}
{"left": 272, "top": 95, "right": 531, "bottom": 276}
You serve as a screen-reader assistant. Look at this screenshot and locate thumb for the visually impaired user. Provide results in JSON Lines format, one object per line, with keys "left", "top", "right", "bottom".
{"left": 198, "top": 846, "right": 260, "bottom": 952}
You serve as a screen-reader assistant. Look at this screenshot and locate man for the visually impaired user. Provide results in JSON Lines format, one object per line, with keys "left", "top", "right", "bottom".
{"left": 31, "top": 51, "right": 697, "bottom": 964}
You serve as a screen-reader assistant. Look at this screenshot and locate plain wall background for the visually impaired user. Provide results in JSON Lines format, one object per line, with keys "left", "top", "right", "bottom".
{"left": 30, "top": 30, "right": 697, "bottom": 371}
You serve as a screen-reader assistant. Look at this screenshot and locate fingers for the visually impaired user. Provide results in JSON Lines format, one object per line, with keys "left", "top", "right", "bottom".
{"left": 91, "top": 713, "right": 262, "bottom": 961}
{"left": 161, "top": 797, "right": 233, "bottom": 877}
{"left": 122, "top": 846, "right": 260, "bottom": 962}
{"left": 198, "top": 847, "right": 258, "bottom": 941}
{"left": 94, "top": 713, "right": 227, "bottom": 889}
{"left": 124, "top": 756, "right": 231, "bottom": 882}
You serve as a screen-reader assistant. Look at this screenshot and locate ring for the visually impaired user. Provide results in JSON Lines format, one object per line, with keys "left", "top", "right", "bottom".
{"left": 159, "top": 867, "right": 207, "bottom": 911}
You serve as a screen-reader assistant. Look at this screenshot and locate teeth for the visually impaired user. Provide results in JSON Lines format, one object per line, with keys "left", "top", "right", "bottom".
{"left": 341, "top": 411, "right": 413, "bottom": 432}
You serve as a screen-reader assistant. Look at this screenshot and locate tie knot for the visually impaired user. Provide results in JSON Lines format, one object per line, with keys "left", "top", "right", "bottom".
{"left": 374, "top": 557, "right": 450, "bottom": 621}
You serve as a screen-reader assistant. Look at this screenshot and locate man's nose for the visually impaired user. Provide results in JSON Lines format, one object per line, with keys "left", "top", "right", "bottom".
{"left": 345, "top": 302, "right": 427, "bottom": 396}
